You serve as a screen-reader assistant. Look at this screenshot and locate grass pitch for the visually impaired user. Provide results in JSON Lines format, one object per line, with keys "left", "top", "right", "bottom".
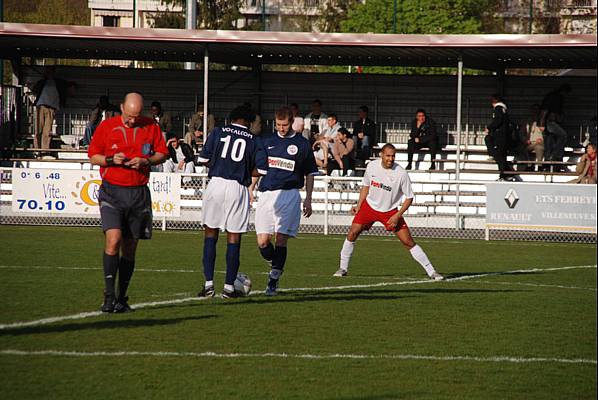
{"left": 0, "top": 225, "right": 596, "bottom": 399}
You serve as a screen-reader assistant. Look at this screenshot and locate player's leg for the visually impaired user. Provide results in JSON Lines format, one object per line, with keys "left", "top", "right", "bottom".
{"left": 257, "top": 233, "right": 274, "bottom": 266}
{"left": 221, "top": 232, "right": 242, "bottom": 298}
{"left": 102, "top": 228, "right": 122, "bottom": 312}
{"left": 335, "top": 223, "right": 365, "bottom": 277}
{"left": 265, "top": 232, "right": 289, "bottom": 296}
{"left": 114, "top": 237, "right": 138, "bottom": 312}
{"left": 395, "top": 227, "right": 444, "bottom": 280}
{"left": 199, "top": 226, "right": 219, "bottom": 298}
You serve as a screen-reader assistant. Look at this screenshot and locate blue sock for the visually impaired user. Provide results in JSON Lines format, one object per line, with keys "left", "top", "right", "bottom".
{"left": 202, "top": 237, "right": 218, "bottom": 281}
{"left": 225, "top": 243, "right": 241, "bottom": 285}
{"left": 259, "top": 242, "right": 274, "bottom": 262}
{"left": 272, "top": 246, "right": 287, "bottom": 271}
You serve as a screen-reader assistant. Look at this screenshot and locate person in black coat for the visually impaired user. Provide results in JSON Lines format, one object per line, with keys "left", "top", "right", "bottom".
{"left": 164, "top": 134, "right": 196, "bottom": 175}
{"left": 352, "top": 105, "right": 377, "bottom": 167}
{"left": 406, "top": 109, "right": 439, "bottom": 170}
{"left": 484, "top": 94, "right": 514, "bottom": 181}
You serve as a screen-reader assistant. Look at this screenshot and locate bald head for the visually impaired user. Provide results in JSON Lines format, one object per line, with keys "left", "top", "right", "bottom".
{"left": 121, "top": 92, "right": 144, "bottom": 127}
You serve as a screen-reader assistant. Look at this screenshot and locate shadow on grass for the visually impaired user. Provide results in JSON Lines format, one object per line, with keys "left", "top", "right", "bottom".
{"left": 1, "top": 314, "right": 217, "bottom": 337}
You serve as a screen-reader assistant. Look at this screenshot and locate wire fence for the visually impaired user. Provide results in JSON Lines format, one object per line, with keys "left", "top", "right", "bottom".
{"left": 0, "top": 168, "right": 595, "bottom": 243}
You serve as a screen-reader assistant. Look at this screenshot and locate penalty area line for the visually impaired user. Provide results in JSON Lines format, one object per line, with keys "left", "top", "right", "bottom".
{"left": 0, "top": 349, "right": 595, "bottom": 365}
{"left": 0, "top": 265, "right": 594, "bottom": 331}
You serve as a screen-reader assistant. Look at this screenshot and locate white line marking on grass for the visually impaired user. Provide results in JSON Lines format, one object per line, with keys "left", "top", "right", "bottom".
{"left": 463, "top": 280, "right": 597, "bottom": 292}
{"left": 0, "top": 349, "right": 595, "bottom": 365}
{"left": 0, "top": 265, "right": 595, "bottom": 331}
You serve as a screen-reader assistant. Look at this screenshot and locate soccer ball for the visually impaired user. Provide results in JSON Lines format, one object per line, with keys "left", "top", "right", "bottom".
{"left": 234, "top": 273, "right": 252, "bottom": 296}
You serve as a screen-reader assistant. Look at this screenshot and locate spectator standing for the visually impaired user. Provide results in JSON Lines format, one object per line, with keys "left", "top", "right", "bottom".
{"left": 150, "top": 101, "right": 173, "bottom": 137}
{"left": 406, "top": 109, "right": 438, "bottom": 170}
{"left": 328, "top": 127, "right": 355, "bottom": 176}
{"left": 164, "top": 135, "right": 196, "bottom": 176}
{"left": 290, "top": 103, "right": 304, "bottom": 134}
{"left": 303, "top": 99, "right": 328, "bottom": 145}
{"left": 81, "top": 96, "right": 120, "bottom": 147}
{"left": 88, "top": 92, "right": 168, "bottom": 313}
{"left": 539, "top": 84, "right": 571, "bottom": 170}
{"left": 523, "top": 104, "right": 544, "bottom": 171}
{"left": 570, "top": 143, "right": 597, "bottom": 184}
{"left": 31, "top": 66, "right": 70, "bottom": 156}
{"left": 484, "top": 94, "right": 514, "bottom": 181}
{"left": 352, "top": 105, "right": 376, "bottom": 168}
{"left": 184, "top": 103, "right": 215, "bottom": 151}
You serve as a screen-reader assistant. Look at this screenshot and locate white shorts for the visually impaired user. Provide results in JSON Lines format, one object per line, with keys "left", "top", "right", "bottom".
{"left": 202, "top": 177, "right": 250, "bottom": 233}
{"left": 255, "top": 189, "right": 301, "bottom": 237}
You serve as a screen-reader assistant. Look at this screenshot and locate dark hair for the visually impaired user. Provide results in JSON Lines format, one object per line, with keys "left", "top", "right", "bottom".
{"left": 338, "top": 127, "right": 350, "bottom": 137}
{"left": 381, "top": 143, "right": 396, "bottom": 153}
{"left": 150, "top": 101, "right": 162, "bottom": 109}
{"left": 312, "top": 99, "right": 322, "bottom": 106}
{"left": 328, "top": 113, "right": 337, "bottom": 121}
{"left": 229, "top": 104, "right": 256, "bottom": 123}
{"left": 290, "top": 103, "right": 299, "bottom": 108}
{"left": 359, "top": 105, "right": 369, "bottom": 113}
{"left": 491, "top": 93, "right": 503, "bottom": 103}
{"left": 275, "top": 106, "right": 293, "bottom": 122}
{"left": 415, "top": 108, "right": 426, "bottom": 115}
{"left": 587, "top": 143, "right": 596, "bottom": 151}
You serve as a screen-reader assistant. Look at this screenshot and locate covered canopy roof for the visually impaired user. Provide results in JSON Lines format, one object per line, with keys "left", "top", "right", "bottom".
{"left": 0, "top": 22, "right": 596, "bottom": 70}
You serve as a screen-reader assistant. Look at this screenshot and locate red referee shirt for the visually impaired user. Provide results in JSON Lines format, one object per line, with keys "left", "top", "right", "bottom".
{"left": 88, "top": 115, "right": 168, "bottom": 186}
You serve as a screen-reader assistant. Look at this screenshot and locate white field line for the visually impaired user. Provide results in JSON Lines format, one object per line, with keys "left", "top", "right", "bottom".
{"left": 0, "top": 265, "right": 594, "bottom": 331}
{"left": 462, "top": 280, "right": 597, "bottom": 292}
{"left": 0, "top": 349, "right": 595, "bottom": 365}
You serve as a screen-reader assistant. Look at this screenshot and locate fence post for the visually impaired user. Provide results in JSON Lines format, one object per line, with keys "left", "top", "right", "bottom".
{"left": 324, "top": 176, "right": 329, "bottom": 235}
{"left": 485, "top": 226, "right": 490, "bottom": 241}
{"left": 162, "top": 216, "right": 166, "bottom": 231}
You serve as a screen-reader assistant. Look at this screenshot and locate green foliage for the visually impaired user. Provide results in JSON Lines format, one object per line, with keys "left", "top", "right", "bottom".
{"left": 158, "top": 0, "right": 242, "bottom": 29}
{"left": 3, "top": 0, "right": 89, "bottom": 25}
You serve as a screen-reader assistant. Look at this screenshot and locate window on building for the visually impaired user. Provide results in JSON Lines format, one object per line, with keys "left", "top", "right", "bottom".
{"left": 103, "top": 16, "right": 120, "bottom": 27}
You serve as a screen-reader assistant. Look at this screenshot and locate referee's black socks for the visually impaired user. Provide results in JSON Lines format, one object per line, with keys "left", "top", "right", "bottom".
{"left": 103, "top": 253, "right": 119, "bottom": 296}
{"left": 118, "top": 257, "right": 135, "bottom": 299}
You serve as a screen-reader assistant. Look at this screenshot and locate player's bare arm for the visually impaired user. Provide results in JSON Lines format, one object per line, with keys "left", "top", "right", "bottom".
{"left": 303, "top": 174, "right": 314, "bottom": 217}
{"left": 249, "top": 176, "right": 260, "bottom": 205}
{"left": 351, "top": 185, "right": 370, "bottom": 215}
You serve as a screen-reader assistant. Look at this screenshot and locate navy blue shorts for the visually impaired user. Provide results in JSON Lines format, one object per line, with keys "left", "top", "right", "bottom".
{"left": 98, "top": 181, "right": 153, "bottom": 240}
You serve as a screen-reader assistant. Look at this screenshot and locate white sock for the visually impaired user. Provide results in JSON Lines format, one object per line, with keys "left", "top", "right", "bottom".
{"left": 224, "top": 284, "right": 235, "bottom": 292}
{"left": 409, "top": 244, "right": 436, "bottom": 277}
{"left": 205, "top": 280, "right": 214, "bottom": 288}
{"left": 340, "top": 239, "right": 355, "bottom": 271}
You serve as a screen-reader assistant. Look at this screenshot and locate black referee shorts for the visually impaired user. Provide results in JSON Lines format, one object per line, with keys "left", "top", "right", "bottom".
{"left": 98, "top": 181, "right": 153, "bottom": 240}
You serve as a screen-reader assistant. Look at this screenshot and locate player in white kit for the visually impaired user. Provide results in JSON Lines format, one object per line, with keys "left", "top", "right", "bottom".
{"left": 333, "top": 143, "right": 444, "bottom": 280}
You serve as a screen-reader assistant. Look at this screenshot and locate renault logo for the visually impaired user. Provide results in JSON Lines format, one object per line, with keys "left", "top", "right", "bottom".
{"left": 504, "top": 188, "right": 519, "bottom": 209}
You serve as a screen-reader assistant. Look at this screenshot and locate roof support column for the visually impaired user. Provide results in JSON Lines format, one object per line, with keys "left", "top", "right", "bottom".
{"left": 455, "top": 58, "right": 463, "bottom": 230}
{"left": 203, "top": 46, "right": 209, "bottom": 138}
{"left": 253, "top": 64, "right": 263, "bottom": 115}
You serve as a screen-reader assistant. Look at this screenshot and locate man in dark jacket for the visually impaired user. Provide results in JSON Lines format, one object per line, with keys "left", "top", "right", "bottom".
{"left": 406, "top": 109, "right": 438, "bottom": 170}
{"left": 164, "top": 135, "right": 196, "bottom": 176}
{"left": 81, "top": 96, "right": 120, "bottom": 146}
{"left": 484, "top": 94, "right": 515, "bottom": 181}
{"left": 352, "top": 105, "right": 377, "bottom": 167}
{"left": 539, "top": 84, "right": 571, "bottom": 171}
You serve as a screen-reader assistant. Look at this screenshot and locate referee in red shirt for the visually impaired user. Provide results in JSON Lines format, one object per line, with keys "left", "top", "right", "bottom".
{"left": 89, "top": 92, "right": 168, "bottom": 313}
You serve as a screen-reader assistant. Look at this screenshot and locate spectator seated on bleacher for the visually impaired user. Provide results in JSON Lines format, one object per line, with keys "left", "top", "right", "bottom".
{"left": 406, "top": 109, "right": 438, "bottom": 170}
{"left": 521, "top": 104, "right": 544, "bottom": 171}
{"left": 164, "top": 134, "right": 195, "bottom": 181}
{"left": 80, "top": 95, "right": 120, "bottom": 147}
{"left": 570, "top": 143, "right": 597, "bottom": 184}
{"left": 313, "top": 140, "right": 328, "bottom": 170}
{"left": 327, "top": 128, "right": 356, "bottom": 177}
{"left": 352, "top": 105, "right": 376, "bottom": 171}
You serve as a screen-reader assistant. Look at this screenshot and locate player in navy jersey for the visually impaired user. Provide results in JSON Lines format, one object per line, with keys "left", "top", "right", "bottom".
{"left": 249, "top": 106, "right": 319, "bottom": 296}
{"left": 197, "top": 105, "right": 268, "bottom": 299}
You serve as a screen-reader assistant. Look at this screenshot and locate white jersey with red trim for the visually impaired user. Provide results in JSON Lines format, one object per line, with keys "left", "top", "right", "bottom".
{"left": 362, "top": 159, "right": 414, "bottom": 212}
